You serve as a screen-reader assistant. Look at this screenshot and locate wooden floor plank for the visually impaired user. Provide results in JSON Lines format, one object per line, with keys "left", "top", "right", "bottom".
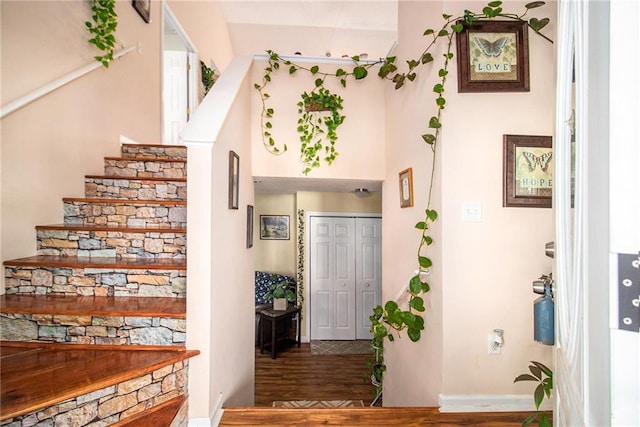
{"left": 1, "top": 294, "right": 185, "bottom": 317}
{"left": 0, "top": 342, "right": 198, "bottom": 420}
{"left": 220, "top": 407, "right": 542, "bottom": 426}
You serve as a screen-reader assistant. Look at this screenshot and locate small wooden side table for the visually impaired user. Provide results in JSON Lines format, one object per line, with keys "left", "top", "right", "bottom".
{"left": 258, "top": 305, "right": 301, "bottom": 359}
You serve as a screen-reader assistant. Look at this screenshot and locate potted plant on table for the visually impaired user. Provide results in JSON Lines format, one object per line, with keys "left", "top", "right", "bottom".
{"left": 266, "top": 279, "right": 296, "bottom": 311}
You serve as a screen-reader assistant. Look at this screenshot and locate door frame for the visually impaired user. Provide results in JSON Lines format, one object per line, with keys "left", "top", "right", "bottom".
{"left": 162, "top": 3, "right": 198, "bottom": 144}
{"left": 304, "top": 212, "right": 381, "bottom": 342}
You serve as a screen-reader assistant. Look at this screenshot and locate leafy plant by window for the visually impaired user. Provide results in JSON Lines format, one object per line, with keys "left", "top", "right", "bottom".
{"left": 201, "top": 60, "right": 217, "bottom": 96}
{"left": 514, "top": 361, "right": 553, "bottom": 426}
{"left": 85, "top": 0, "right": 118, "bottom": 68}
{"left": 256, "top": 0, "right": 552, "bottom": 398}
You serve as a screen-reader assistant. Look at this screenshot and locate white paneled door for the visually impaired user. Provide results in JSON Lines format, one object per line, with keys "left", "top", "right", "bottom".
{"left": 310, "top": 216, "right": 381, "bottom": 340}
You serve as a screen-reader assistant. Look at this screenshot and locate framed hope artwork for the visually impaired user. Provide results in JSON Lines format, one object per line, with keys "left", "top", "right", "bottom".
{"left": 503, "top": 134, "right": 553, "bottom": 208}
{"left": 456, "top": 20, "right": 530, "bottom": 92}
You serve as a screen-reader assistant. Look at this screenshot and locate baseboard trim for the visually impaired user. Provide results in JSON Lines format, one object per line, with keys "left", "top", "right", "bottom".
{"left": 189, "top": 393, "right": 224, "bottom": 427}
{"left": 439, "top": 394, "right": 553, "bottom": 413}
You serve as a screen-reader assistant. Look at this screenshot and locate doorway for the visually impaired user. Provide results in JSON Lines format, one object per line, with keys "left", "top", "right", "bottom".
{"left": 309, "top": 215, "right": 382, "bottom": 340}
{"left": 162, "top": 4, "right": 198, "bottom": 145}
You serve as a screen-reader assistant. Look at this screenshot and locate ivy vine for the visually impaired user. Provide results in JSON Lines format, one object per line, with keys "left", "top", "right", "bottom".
{"left": 85, "top": 0, "right": 118, "bottom": 68}
{"left": 255, "top": 0, "right": 552, "bottom": 400}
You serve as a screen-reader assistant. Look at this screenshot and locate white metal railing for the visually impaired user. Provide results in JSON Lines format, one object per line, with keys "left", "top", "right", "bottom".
{"left": 0, "top": 44, "right": 139, "bottom": 119}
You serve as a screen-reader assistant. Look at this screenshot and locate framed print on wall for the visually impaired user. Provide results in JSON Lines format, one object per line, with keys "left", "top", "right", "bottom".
{"left": 456, "top": 20, "right": 529, "bottom": 92}
{"left": 132, "top": 0, "right": 151, "bottom": 23}
{"left": 228, "top": 151, "right": 239, "bottom": 209}
{"left": 503, "top": 134, "right": 553, "bottom": 208}
{"left": 260, "top": 215, "right": 290, "bottom": 240}
{"left": 399, "top": 167, "right": 414, "bottom": 208}
{"left": 246, "top": 205, "right": 254, "bottom": 248}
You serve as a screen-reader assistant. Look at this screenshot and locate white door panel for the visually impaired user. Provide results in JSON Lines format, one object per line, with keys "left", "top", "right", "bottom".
{"left": 310, "top": 216, "right": 381, "bottom": 341}
{"left": 163, "top": 51, "right": 188, "bottom": 145}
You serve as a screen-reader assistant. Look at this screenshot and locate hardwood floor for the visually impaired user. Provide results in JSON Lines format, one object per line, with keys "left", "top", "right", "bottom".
{"left": 221, "top": 342, "right": 546, "bottom": 426}
{"left": 253, "top": 343, "right": 375, "bottom": 407}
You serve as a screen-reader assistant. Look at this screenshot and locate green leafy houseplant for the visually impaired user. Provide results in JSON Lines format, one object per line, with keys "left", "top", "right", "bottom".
{"left": 256, "top": 0, "right": 552, "bottom": 397}
{"left": 201, "top": 60, "right": 217, "bottom": 96}
{"left": 85, "top": 0, "right": 118, "bottom": 68}
{"left": 514, "top": 361, "right": 554, "bottom": 426}
{"left": 265, "top": 279, "right": 296, "bottom": 304}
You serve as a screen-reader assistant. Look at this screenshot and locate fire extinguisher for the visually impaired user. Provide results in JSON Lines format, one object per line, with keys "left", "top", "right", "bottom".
{"left": 533, "top": 273, "right": 554, "bottom": 345}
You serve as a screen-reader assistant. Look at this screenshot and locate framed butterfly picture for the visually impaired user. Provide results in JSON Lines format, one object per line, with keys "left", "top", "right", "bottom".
{"left": 503, "top": 135, "right": 552, "bottom": 208}
{"left": 456, "top": 20, "right": 529, "bottom": 92}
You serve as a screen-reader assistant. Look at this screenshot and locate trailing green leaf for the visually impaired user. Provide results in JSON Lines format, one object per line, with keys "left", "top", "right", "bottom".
{"left": 85, "top": 0, "right": 117, "bottom": 68}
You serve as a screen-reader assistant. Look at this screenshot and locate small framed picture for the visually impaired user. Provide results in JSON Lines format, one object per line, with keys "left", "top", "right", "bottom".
{"left": 503, "top": 134, "right": 553, "bottom": 208}
{"left": 132, "top": 0, "right": 151, "bottom": 23}
{"left": 456, "top": 20, "right": 529, "bottom": 92}
{"left": 228, "top": 151, "right": 239, "bottom": 210}
{"left": 260, "top": 215, "right": 290, "bottom": 240}
{"left": 399, "top": 168, "right": 414, "bottom": 208}
{"left": 246, "top": 205, "right": 254, "bottom": 248}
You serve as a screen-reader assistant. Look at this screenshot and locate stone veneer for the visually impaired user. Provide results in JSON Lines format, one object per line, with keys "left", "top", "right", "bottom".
{"left": 121, "top": 145, "right": 187, "bottom": 160}
{"left": 37, "top": 229, "right": 186, "bottom": 259}
{"left": 4, "top": 267, "right": 186, "bottom": 297}
{"left": 85, "top": 177, "right": 187, "bottom": 201}
{"left": 0, "top": 314, "right": 186, "bottom": 346}
{"left": 63, "top": 200, "right": 186, "bottom": 228}
{"left": 0, "top": 361, "right": 189, "bottom": 427}
{"left": 104, "top": 159, "right": 186, "bottom": 179}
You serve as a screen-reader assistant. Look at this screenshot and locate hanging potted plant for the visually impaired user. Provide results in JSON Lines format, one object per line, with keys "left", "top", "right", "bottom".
{"left": 296, "top": 86, "right": 345, "bottom": 175}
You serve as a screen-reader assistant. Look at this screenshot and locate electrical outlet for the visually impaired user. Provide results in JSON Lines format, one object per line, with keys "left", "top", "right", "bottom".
{"left": 488, "top": 333, "right": 501, "bottom": 355}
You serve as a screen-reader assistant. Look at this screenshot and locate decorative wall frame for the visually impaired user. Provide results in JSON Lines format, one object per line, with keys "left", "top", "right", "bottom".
{"left": 246, "top": 205, "right": 254, "bottom": 248}
{"left": 503, "top": 134, "right": 553, "bottom": 208}
{"left": 399, "top": 168, "right": 414, "bottom": 208}
{"left": 260, "top": 215, "right": 290, "bottom": 240}
{"left": 132, "top": 0, "right": 150, "bottom": 23}
{"left": 228, "top": 151, "right": 239, "bottom": 209}
{"left": 456, "top": 20, "right": 530, "bottom": 92}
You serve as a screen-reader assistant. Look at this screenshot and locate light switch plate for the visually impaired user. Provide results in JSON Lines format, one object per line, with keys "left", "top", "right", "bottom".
{"left": 462, "top": 201, "right": 482, "bottom": 222}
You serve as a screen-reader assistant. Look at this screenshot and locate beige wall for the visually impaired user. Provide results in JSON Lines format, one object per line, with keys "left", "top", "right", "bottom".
{"left": 250, "top": 60, "right": 386, "bottom": 180}
{"left": 382, "top": 0, "right": 555, "bottom": 406}
{"left": 1, "top": 1, "right": 163, "bottom": 284}
{"left": 167, "top": 0, "right": 233, "bottom": 72}
{"left": 254, "top": 193, "right": 297, "bottom": 276}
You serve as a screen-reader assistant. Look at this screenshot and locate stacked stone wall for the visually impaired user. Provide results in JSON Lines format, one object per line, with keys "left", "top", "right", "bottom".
{"left": 4, "top": 267, "right": 186, "bottom": 297}
{"left": 104, "top": 159, "right": 186, "bottom": 179}
{"left": 63, "top": 201, "right": 186, "bottom": 228}
{"left": 0, "top": 314, "right": 186, "bottom": 346}
{"left": 37, "top": 229, "right": 186, "bottom": 259}
{"left": 85, "top": 177, "right": 187, "bottom": 201}
{"left": 121, "top": 145, "right": 187, "bottom": 160}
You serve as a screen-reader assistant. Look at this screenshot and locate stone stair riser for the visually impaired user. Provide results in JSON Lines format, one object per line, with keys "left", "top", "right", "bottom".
{"left": 0, "top": 361, "right": 189, "bottom": 427}
{"left": 1, "top": 314, "right": 186, "bottom": 346}
{"left": 85, "top": 177, "right": 187, "bottom": 201}
{"left": 104, "top": 159, "right": 186, "bottom": 179}
{"left": 4, "top": 267, "right": 186, "bottom": 297}
{"left": 37, "top": 229, "right": 186, "bottom": 259}
{"left": 121, "top": 145, "right": 187, "bottom": 160}
{"left": 63, "top": 202, "right": 187, "bottom": 228}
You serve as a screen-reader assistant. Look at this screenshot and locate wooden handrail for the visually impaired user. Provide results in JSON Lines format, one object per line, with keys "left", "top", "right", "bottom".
{"left": 0, "top": 44, "right": 139, "bottom": 119}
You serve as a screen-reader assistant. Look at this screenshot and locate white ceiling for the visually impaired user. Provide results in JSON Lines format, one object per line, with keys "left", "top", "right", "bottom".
{"left": 219, "top": 1, "right": 398, "bottom": 60}
{"left": 218, "top": 1, "right": 396, "bottom": 194}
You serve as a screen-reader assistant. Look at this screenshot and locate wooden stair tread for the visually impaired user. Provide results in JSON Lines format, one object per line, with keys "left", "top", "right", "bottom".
{"left": 111, "top": 395, "right": 186, "bottom": 427}
{"left": 1, "top": 294, "right": 185, "bottom": 317}
{"left": 63, "top": 197, "right": 186, "bottom": 205}
{"left": 105, "top": 156, "right": 187, "bottom": 163}
{"left": 85, "top": 174, "right": 187, "bottom": 182}
{"left": 36, "top": 223, "right": 187, "bottom": 233}
{"left": 0, "top": 341, "right": 199, "bottom": 420}
{"left": 122, "top": 144, "right": 187, "bottom": 149}
{"left": 3, "top": 255, "right": 186, "bottom": 270}
{"left": 219, "top": 407, "right": 541, "bottom": 426}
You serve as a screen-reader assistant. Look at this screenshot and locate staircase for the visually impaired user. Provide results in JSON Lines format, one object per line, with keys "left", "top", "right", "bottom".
{"left": 0, "top": 144, "right": 198, "bottom": 426}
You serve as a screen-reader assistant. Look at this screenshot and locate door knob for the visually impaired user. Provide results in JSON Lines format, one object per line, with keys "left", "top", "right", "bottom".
{"left": 365, "top": 283, "right": 370, "bottom": 287}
